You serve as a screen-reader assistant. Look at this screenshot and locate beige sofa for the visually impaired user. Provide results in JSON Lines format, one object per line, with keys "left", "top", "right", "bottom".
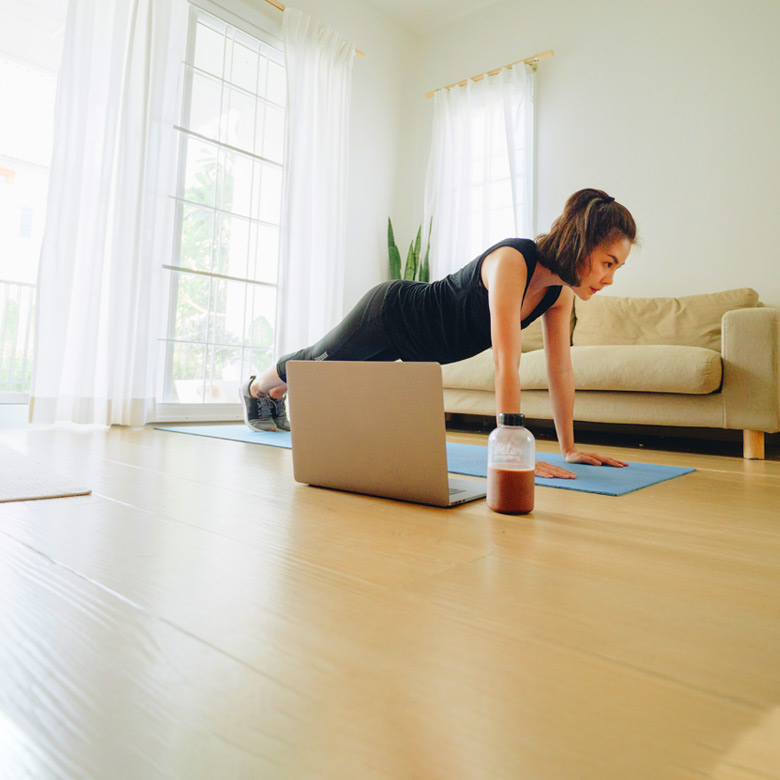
{"left": 441, "top": 288, "right": 780, "bottom": 459}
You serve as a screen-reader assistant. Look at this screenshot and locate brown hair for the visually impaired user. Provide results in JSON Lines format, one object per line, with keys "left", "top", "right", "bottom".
{"left": 536, "top": 189, "right": 637, "bottom": 286}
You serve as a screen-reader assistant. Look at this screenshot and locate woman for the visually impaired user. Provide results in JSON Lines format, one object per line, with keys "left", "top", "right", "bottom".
{"left": 240, "top": 188, "right": 636, "bottom": 479}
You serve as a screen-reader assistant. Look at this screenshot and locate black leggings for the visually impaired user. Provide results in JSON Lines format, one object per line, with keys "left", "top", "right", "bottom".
{"left": 276, "top": 282, "right": 401, "bottom": 383}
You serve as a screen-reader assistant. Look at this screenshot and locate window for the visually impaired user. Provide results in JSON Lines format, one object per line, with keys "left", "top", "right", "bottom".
{"left": 159, "top": 4, "right": 285, "bottom": 406}
{"left": 468, "top": 107, "right": 529, "bottom": 260}
{"left": 425, "top": 66, "right": 534, "bottom": 278}
{"left": 0, "top": 58, "right": 58, "bottom": 402}
{"left": 19, "top": 207, "right": 33, "bottom": 239}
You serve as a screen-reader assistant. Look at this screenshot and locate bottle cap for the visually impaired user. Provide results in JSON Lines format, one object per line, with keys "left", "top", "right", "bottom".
{"left": 498, "top": 413, "right": 525, "bottom": 427}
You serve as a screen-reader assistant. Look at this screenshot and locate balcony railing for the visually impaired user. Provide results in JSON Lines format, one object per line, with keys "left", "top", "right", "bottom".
{"left": 0, "top": 279, "right": 36, "bottom": 402}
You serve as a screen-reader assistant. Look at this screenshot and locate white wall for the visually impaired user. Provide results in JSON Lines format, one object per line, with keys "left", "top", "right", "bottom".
{"left": 399, "top": 0, "right": 780, "bottom": 307}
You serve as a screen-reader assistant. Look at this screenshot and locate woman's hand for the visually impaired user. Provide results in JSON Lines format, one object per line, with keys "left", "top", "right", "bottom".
{"left": 563, "top": 449, "right": 629, "bottom": 468}
{"left": 535, "top": 461, "right": 577, "bottom": 479}
{"left": 535, "top": 450, "right": 629, "bottom": 479}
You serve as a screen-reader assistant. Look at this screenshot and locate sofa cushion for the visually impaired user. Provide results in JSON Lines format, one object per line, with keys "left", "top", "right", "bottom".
{"left": 573, "top": 288, "right": 759, "bottom": 351}
{"left": 521, "top": 318, "right": 544, "bottom": 352}
{"left": 521, "top": 306, "right": 576, "bottom": 352}
{"left": 441, "top": 349, "right": 496, "bottom": 391}
{"left": 567, "top": 345, "right": 722, "bottom": 394}
{"left": 441, "top": 345, "right": 723, "bottom": 395}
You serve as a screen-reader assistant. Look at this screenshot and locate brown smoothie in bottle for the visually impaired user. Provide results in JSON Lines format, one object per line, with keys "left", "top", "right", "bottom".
{"left": 487, "top": 467, "right": 535, "bottom": 514}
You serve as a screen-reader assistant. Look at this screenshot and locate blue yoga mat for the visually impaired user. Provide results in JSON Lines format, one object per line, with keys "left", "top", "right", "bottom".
{"left": 157, "top": 424, "right": 694, "bottom": 496}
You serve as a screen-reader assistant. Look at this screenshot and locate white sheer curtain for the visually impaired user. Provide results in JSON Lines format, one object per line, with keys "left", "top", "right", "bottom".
{"left": 275, "top": 8, "right": 354, "bottom": 357}
{"left": 423, "top": 65, "right": 535, "bottom": 279}
{"left": 29, "top": 0, "right": 187, "bottom": 426}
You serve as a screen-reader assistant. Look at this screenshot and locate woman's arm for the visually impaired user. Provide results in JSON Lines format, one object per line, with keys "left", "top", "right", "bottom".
{"left": 542, "top": 289, "right": 577, "bottom": 454}
{"left": 484, "top": 249, "right": 578, "bottom": 479}
{"left": 543, "top": 289, "right": 628, "bottom": 469}
{"left": 483, "top": 247, "right": 526, "bottom": 417}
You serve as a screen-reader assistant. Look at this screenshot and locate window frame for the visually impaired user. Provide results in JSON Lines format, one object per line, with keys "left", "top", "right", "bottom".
{"left": 154, "top": 0, "right": 285, "bottom": 423}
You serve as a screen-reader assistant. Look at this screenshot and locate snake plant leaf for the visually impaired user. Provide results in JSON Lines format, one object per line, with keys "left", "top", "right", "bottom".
{"left": 387, "top": 218, "right": 402, "bottom": 279}
{"left": 420, "top": 219, "right": 432, "bottom": 282}
{"left": 403, "top": 240, "right": 418, "bottom": 280}
{"left": 413, "top": 225, "right": 422, "bottom": 274}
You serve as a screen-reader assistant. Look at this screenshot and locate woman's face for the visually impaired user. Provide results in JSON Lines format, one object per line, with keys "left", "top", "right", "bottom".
{"left": 572, "top": 236, "right": 632, "bottom": 300}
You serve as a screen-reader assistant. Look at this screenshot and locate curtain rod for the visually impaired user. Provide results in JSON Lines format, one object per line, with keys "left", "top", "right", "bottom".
{"left": 262, "top": 0, "right": 365, "bottom": 58}
{"left": 426, "top": 49, "right": 553, "bottom": 98}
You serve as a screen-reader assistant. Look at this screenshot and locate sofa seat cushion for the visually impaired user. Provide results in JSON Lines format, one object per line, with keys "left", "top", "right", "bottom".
{"left": 566, "top": 345, "right": 722, "bottom": 394}
{"left": 441, "top": 349, "right": 496, "bottom": 391}
{"left": 573, "top": 288, "right": 759, "bottom": 351}
{"left": 441, "top": 345, "right": 723, "bottom": 395}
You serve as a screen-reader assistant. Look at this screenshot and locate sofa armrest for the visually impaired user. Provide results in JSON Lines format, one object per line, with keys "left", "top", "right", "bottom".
{"left": 721, "top": 307, "right": 780, "bottom": 433}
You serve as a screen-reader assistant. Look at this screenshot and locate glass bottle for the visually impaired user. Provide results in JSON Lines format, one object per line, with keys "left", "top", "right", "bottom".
{"left": 487, "top": 413, "right": 535, "bottom": 514}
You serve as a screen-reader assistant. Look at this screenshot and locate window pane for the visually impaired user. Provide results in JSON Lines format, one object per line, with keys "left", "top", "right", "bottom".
{"left": 490, "top": 151, "right": 508, "bottom": 181}
{"left": 251, "top": 223, "right": 279, "bottom": 284}
{"left": 193, "top": 19, "right": 225, "bottom": 77}
{"left": 491, "top": 178, "right": 513, "bottom": 210}
{"left": 206, "top": 345, "right": 243, "bottom": 402}
{"left": 171, "top": 270, "right": 210, "bottom": 343}
{"left": 182, "top": 137, "right": 219, "bottom": 206}
{"left": 209, "top": 277, "right": 247, "bottom": 347}
{"left": 170, "top": 342, "right": 206, "bottom": 402}
{"left": 472, "top": 184, "right": 484, "bottom": 213}
{"left": 216, "top": 213, "right": 250, "bottom": 279}
{"left": 229, "top": 35, "right": 258, "bottom": 93}
{"left": 246, "top": 284, "right": 276, "bottom": 348}
{"left": 0, "top": 167, "right": 48, "bottom": 284}
{"left": 223, "top": 86, "right": 256, "bottom": 151}
{"left": 256, "top": 102, "right": 285, "bottom": 163}
{"left": 266, "top": 60, "right": 286, "bottom": 106}
{"left": 257, "top": 56, "right": 269, "bottom": 99}
{"left": 177, "top": 205, "right": 214, "bottom": 272}
{"left": 254, "top": 162, "right": 283, "bottom": 224}
{"left": 0, "top": 282, "right": 35, "bottom": 393}
{"left": 0, "top": 59, "right": 57, "bottom": 168}
{"left": 246, "top": 347, "right": 274, "bottom": 378}
{"left": 471, "top": 154, "right": 485, "bottom": 176}
{"left": 469, "top": 212, "right": 482, "bottom": 258}
{"left": 185, "top": 69, "right": 222, "bottom": 139}
{"left": 219, "top": 149, "right": 253, "bottom": 217}
{"left": 488, "top": 207, "right": 514, "bottom": 243}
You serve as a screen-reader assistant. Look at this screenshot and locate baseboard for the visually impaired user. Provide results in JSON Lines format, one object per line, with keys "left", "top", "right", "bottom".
{"left": 152, "top": 403, "right": 243, "bottom": 424}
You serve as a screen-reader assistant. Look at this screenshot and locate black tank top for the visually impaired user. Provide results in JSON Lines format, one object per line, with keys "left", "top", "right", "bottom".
{"left": 382, "top": 238, "right": 562, "bottom": 364}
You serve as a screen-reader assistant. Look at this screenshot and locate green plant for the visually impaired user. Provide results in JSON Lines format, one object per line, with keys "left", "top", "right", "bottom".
{"left": 387, "top": 218, "right": 402, "bottom": 280}
{"left": 388, "top": 218, "right": 432, "bottom": 283}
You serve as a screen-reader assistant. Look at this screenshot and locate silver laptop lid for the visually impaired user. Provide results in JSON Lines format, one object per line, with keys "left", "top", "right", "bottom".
{"left": 287, "top": 361, "right": 453, "bottom": 505}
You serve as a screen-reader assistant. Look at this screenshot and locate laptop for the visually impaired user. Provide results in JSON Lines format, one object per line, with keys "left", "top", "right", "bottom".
{"left": 286, "top": 361, "right": 487, "bottom": 507}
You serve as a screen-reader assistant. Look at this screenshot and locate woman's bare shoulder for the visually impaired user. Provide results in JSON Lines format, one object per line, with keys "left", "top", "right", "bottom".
{"left": 481, "top": 246, "right": 527, "bottom": 290}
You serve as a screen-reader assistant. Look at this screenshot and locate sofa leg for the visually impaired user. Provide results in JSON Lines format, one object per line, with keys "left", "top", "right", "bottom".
{"left": 743, "top": 430, "right": 765, "bottom": 459}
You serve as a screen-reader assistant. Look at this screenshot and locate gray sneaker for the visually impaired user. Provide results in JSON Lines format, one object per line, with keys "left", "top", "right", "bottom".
{"left": 272, "top": 395, "right": 291, "bottom": 431}
{"left": 255, "top": 395, "right": 278, "bottom": 432}
{"left": 238, "top": 376, "right": 277, "bottom": 432}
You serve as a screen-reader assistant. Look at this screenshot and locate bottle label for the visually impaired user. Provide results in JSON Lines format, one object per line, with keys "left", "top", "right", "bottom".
{"left": 492, "top": 442, "right": 526, "bottom": 459}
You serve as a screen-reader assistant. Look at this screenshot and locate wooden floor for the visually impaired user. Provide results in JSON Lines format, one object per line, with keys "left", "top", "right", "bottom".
{"left": 1, "top": 424, "right": 779, "bottom": 780}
